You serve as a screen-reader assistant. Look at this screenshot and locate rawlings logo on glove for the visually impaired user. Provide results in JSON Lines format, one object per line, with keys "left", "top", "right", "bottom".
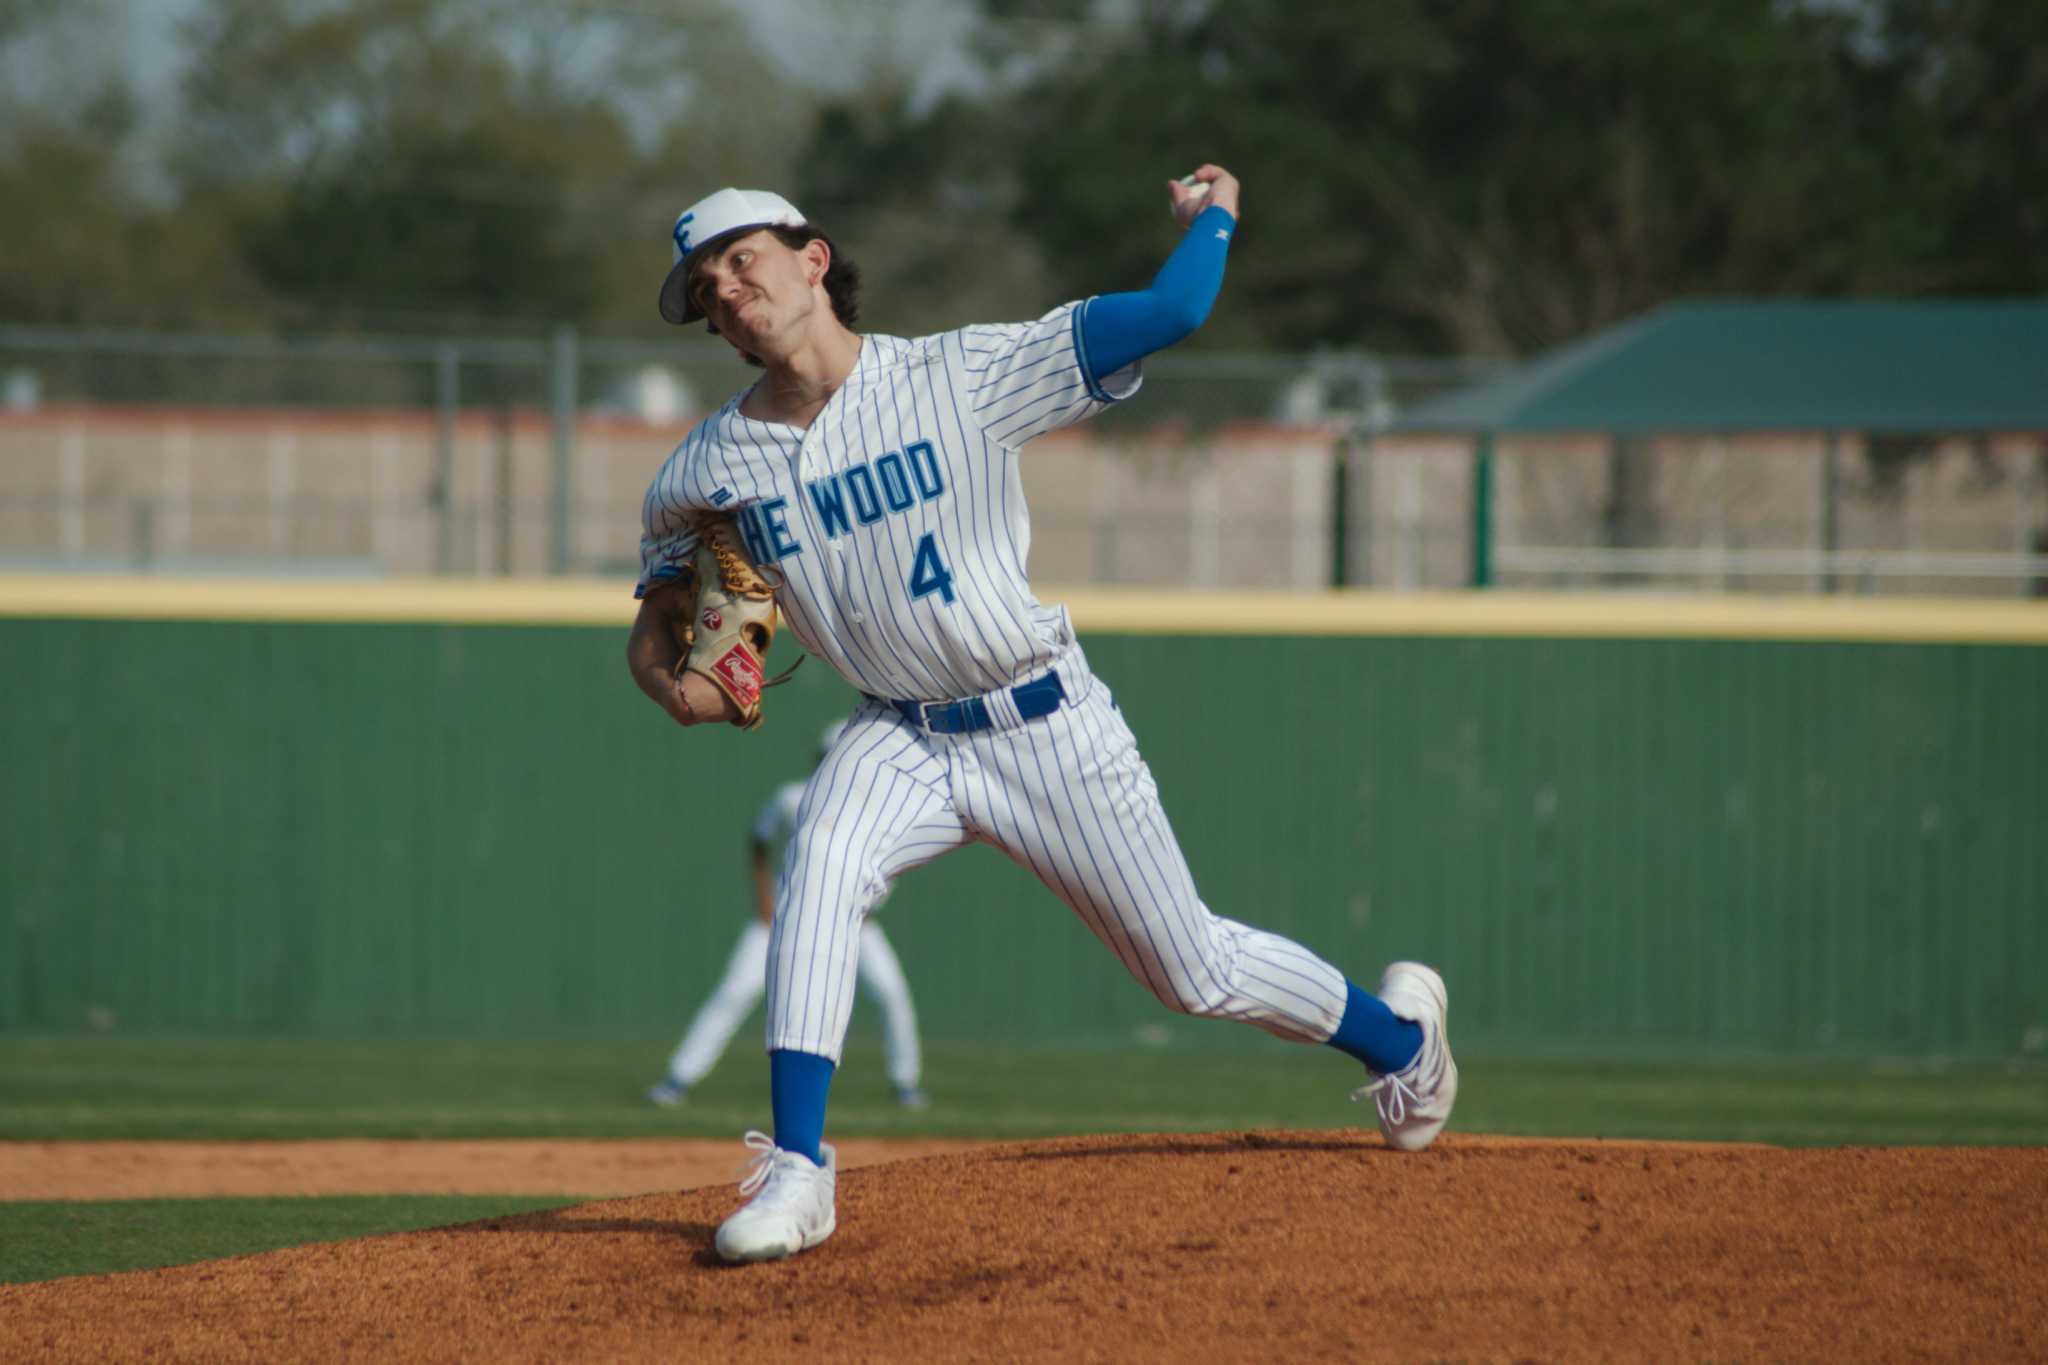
{"left": 671, "top": 514, "right": 800, "bottom": 730}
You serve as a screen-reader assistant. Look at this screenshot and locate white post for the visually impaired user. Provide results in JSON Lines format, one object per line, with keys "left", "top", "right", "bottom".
{"left": 584, "top": 429, "right": 607, "bottom": 576}
{"left": 372, "top": 429, "right": 400, "bottom": 568}
{"left": 1093, "top": 444, "right": 1122, "bottom": 583}
{"left": 268, "top": 428, "right": 297, "bottom": 559}
{"left": 1292, "top": 446, "right": 1321, "bottom": 587}
{"left": 1706, "top": 437, "right": 1729, "bottom": 591}
{"left": 163, "top": 426, "right": 193, "bottom": 561}
{"left": 1396, "top": 457, "right": 1423, "bottom": 589}
{"left": 59, "top": 424, "right": 85, "bottom": 559}
{"left": 1189, "top": 455, "right": 1219, "bottom": 587}
{"left": 1905, "top": 437, "right": 1927, "bottom": 596}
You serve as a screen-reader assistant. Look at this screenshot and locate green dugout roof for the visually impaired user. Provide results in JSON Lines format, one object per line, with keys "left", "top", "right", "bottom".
{"left": 1393, "top": 299, "right": 2048, "bottom": 435}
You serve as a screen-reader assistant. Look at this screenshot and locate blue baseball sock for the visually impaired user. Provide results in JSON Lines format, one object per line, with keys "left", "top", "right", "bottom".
{"left": 769, "top": 1049, "right": 836, "bottom": 1165}
{"left": 1325, "top": 981, "right": 1423, "bottom": 1075}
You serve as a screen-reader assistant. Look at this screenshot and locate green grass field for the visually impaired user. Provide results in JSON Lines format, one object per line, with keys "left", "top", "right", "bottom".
{"left": 5, "top": 1038, "right": 2044, "bottom": 1285}
{"left": 1, "top": 1196, "right": 575, "bottom": 1285}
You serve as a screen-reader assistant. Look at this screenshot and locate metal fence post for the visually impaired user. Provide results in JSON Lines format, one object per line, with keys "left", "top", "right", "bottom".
{"left": 434, "top": 343, "right": 459, "bottom": 575}
{"left": 1327, "top": 355, "right": 1385, "bottom": 588}
{"left": 1355, "top": 356, "right": 1386, "bottom": 588}
{"left": 551, "top": 327, "right": 578, "bottom": 576}
{"left": 1329, "top": 434, "right": 1350, "bottom": 588}
{"left": 1471, "top": 431, "right": 1495, "bottom": 588}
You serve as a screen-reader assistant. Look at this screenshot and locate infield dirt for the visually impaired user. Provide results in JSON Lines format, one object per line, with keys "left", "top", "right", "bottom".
{"left": 4, "top": 1132, "right": 2044, "bottom": 1362}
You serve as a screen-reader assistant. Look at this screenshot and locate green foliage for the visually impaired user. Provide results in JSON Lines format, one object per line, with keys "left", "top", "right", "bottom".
{"left": 0, "top": 0, "right": 811, "bottom": 332}
{"left": 236, "top": 114, "right": 613, "bottom": 330}
{"left": 0, "top": 127, "right": 137, "bottom": 325}
{"left": 978, "top": 0, "right": 1965, "bottom": 353}
{"left": 176, "top": 0, "right": 655, "bottom": 331}
{"left": 791, "top": 93, "right": 1055, "bottom": 337}
{"left": 1873, "top": 0, "right": 2048, "bottom": 292}
{"left": 0, "top": 0, "right": 2040, "bottom": 343}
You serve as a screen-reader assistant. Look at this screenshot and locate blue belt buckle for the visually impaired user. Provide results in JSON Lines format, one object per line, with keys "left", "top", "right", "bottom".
{"left": 1012, "top": 668, "right": 1066, "bottom": 721}
{"left": 880, "top": 666, "right": 1065, "bottom": 735}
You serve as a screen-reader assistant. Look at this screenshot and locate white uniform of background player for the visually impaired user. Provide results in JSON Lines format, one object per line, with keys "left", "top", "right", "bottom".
{"left": 647, "top": 723, "right": 926, "bottom": 1109}
{"left": 625, "top": 166, "right": 1457, "bottom": 1264}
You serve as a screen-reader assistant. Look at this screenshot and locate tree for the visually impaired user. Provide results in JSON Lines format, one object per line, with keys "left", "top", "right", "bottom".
{"left": 1873, "top": 0, "right": 2048, "bottom": 293}
{"left": 169, "top": 0, "right": 814, "bottom": 332}
{"left": 966, "top": 0, "right": 1968, "bottom": 355}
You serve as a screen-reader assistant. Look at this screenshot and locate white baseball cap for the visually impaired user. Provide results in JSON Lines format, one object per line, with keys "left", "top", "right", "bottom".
{"left": 658, "top": 187, "right": 808, "bottom": 325}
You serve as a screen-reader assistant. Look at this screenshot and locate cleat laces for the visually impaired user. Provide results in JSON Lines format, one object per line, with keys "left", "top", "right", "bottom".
{"left": 1350, "top": 1026, "right": 1443, "bottom": 1125}
{"left": 732, "top": 1129, "right": 824, "bottom": 1215}
{"left": 1352, "top": 1071, "right": 1420, "bottom": 1127}
{"left": 735, "top": 1129, "right": 779, "bottom": 1196}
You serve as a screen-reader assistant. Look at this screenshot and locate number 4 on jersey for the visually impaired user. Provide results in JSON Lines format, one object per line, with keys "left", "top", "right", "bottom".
{"left": 909, "top": 532, "right": 956, "bottom": 605}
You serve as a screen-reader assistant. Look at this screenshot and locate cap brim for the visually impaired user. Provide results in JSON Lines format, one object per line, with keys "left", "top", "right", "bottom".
{"left": 658, "top": 258, "right": 700, "bottom": 325}
{"left": 657, "top": 223, "right": 789, "bottom": 326}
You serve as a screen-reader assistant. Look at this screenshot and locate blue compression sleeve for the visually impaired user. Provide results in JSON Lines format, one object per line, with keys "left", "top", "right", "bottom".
{"left": 769, "top": 1048, "right": 835, "bottom": 1164}
{"left": 1325, "top": 981, "right": 1424, "bottom": 1075}
{"left": 1077, "top": 203, "right": 1237, "bottom": 386}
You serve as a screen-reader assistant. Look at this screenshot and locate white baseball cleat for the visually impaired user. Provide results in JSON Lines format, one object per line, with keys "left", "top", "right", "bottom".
{"left": 1352, "top": 961, "right": 1459, "bottom": 1152}
{"left": 714, "top": 1131, "right": 838, "bottom": 1263}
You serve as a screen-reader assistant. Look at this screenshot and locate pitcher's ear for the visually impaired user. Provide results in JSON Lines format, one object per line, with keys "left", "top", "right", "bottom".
{"left": 802, "top": 236, "right": 832, "bottom": 284}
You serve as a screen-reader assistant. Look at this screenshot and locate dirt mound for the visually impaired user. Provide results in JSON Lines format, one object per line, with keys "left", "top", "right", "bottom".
{"left": 5, "top": 1132, "right": 2044, "bottom": 1362}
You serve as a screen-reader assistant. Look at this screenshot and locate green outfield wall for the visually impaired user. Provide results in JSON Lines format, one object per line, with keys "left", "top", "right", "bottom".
{"left": 3, "top": 579, "right": 2043, "bottom": 1062}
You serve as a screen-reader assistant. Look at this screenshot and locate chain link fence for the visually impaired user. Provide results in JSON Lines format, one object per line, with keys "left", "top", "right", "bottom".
{"left": 0, "top": 325, "right": 1488, "bottom": 588}
{"left": 4, "top": 324, "right": 2045, "bottom": 594}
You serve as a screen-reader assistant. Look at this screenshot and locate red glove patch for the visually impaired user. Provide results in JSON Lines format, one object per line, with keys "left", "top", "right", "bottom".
{"left": 711, "top": 643, "right": 765, "bottom": 708}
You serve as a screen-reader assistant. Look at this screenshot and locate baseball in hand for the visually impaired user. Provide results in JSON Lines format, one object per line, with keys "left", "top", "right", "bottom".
{"left": 1170, "top": 173, "right": 1212, "bottom": 223}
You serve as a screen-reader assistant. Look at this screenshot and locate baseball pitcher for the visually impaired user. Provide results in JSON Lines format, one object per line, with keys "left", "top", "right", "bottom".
{"left": 624, "top": 165, "right": 1458, "bottom": 1264}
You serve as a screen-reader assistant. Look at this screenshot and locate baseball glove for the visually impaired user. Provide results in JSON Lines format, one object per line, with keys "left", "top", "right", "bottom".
{"left": 670, "top": 514, "right": 800, "bottom": 730}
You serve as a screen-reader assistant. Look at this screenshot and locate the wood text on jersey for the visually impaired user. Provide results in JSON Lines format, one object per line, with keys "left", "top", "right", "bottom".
{"left": 735, "top": 439, "right": 947, "bottom": 565}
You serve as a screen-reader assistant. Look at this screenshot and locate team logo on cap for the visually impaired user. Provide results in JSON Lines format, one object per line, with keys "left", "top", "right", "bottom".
{"left": 673, "top": 211, "right": 696, "bottom": 255}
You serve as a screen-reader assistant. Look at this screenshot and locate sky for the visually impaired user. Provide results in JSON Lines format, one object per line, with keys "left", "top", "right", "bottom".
{"left": 0, "top": 0, "right": 990, "bottom": 202}
{"left": 89, "top": 0, "right": 987, "bottom": 110}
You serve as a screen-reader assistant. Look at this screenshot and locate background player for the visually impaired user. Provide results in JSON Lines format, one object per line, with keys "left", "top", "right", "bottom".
{"left": 647, "top": 722, "right": 928, "bottom": 1111}
{"left": 625, "top": 165, "right": 1457, "bottom": 1264}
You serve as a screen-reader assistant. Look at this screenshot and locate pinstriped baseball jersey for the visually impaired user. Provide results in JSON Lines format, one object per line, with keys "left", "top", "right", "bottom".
{"left": 639, "top": 295, "right": 1352, "bottom": 1074}
{"left": 638, "top": 303, "right": 1136, "bottom": 701}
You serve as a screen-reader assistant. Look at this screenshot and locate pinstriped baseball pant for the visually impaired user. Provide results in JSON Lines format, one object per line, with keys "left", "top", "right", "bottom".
{"left": 667, "top": 918, "right": 923, "bottom": 1090}
{"left": 763, "top": 649, "right": 1349, "bottom": 1063}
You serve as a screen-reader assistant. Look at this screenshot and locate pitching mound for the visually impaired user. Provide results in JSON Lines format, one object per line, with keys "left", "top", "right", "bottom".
{"left": 6, "top": 1131, "right": 2044, "bottom": 1361}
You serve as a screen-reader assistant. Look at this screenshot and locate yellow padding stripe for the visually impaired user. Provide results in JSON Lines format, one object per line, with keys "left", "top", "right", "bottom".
{"left": 2, "top": 575, "right": 2046, "bottom": 643}
{"left": 1054, "top": 588, "right": 2048, "bottom": 644}
{"left": 0, "top": 575, "right": 637, "bottom": 625}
